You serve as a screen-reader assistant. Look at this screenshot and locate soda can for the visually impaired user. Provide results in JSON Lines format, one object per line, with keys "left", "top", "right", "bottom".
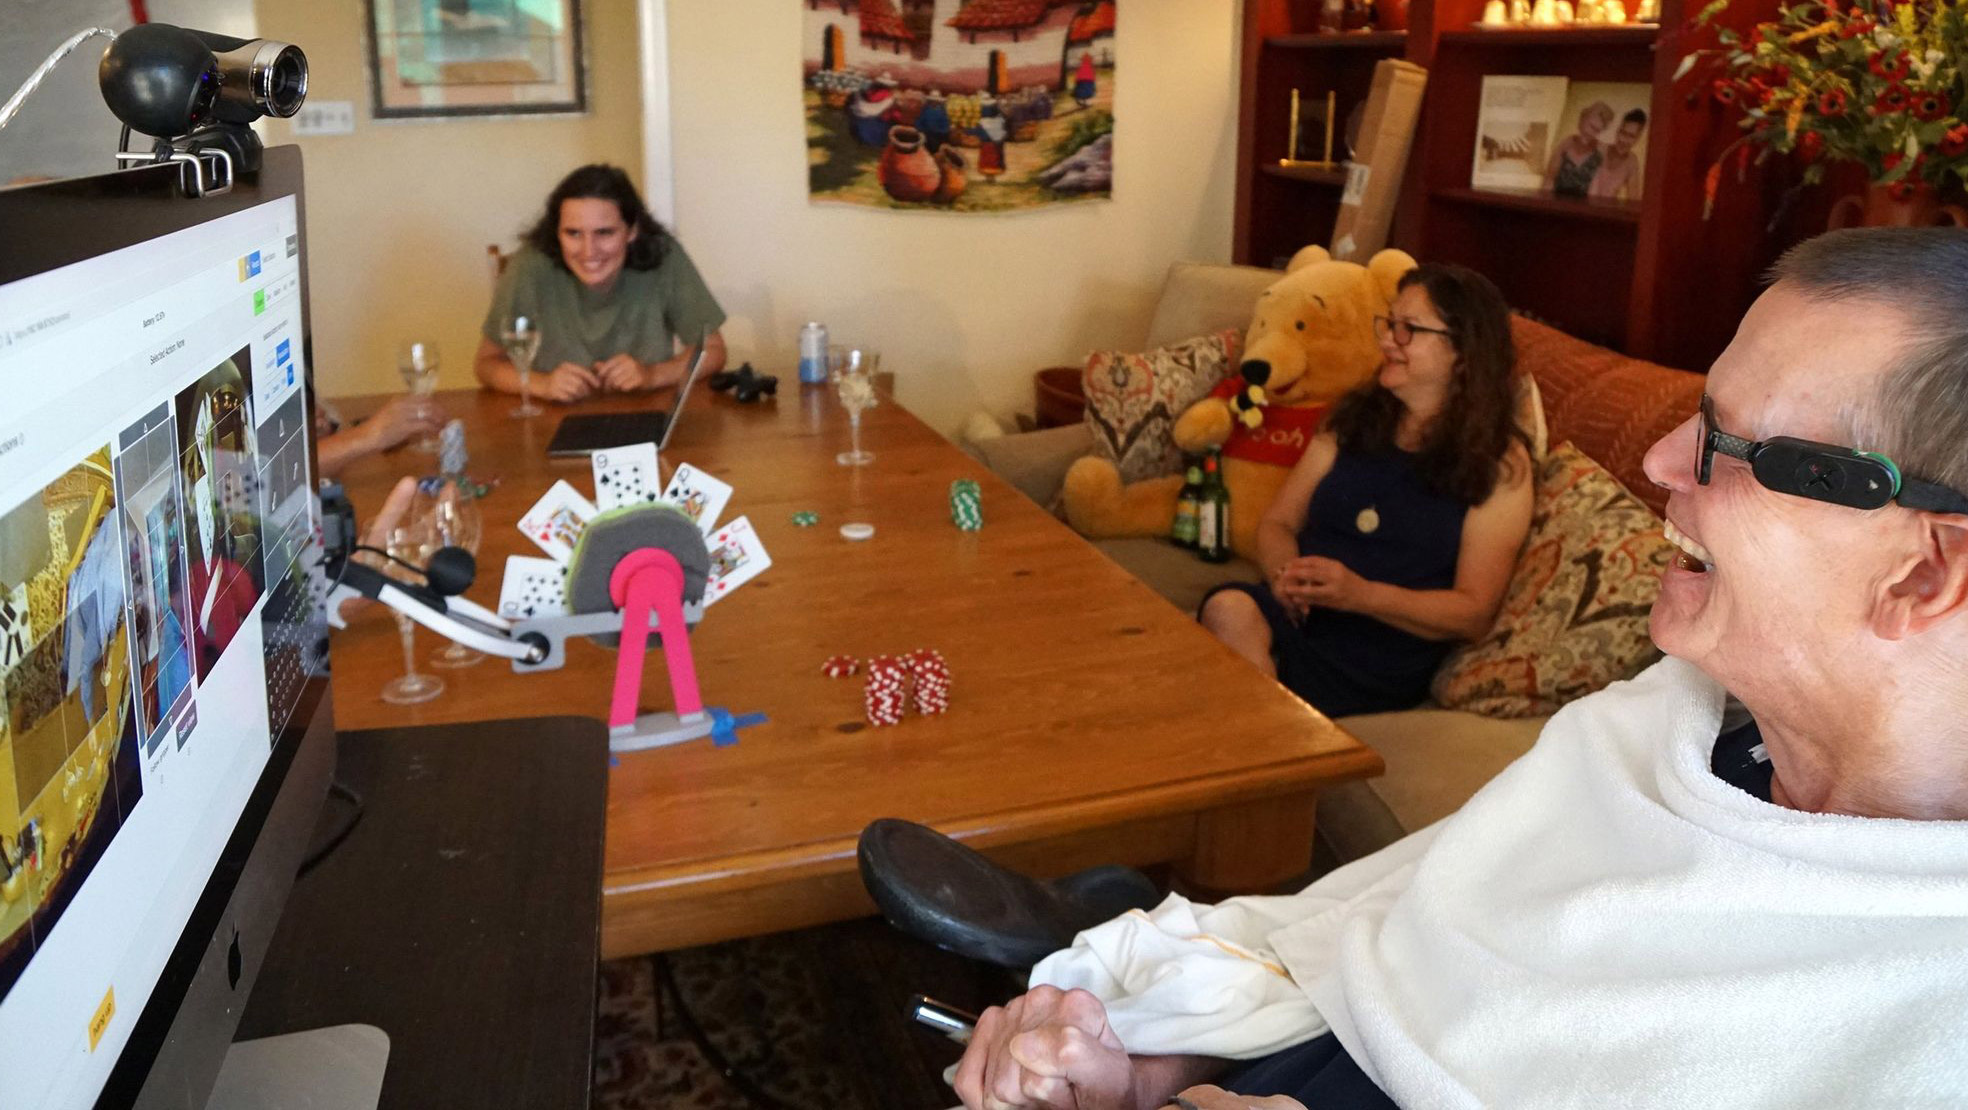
{"left": 798, "top": 321, "right": 829, "bottom": 384}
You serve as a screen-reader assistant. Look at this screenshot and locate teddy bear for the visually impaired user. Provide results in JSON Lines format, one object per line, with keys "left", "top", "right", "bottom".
{"left": 1062, "top": 245, "right": 1416, "bottom": 562}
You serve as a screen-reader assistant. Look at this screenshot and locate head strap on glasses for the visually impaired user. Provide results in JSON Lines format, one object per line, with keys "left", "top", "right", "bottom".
{"left": 1745, "top": 439, "right": 1968, "bottom": 514}
{"left": 1701, "top": 394, "right": 1968, "bottom": 516}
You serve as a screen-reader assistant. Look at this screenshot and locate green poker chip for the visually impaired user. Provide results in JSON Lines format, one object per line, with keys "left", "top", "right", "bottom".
{"left": 792, "top": 511, "right": 820, "bottom": 527}
{"left": 949, "top": 479, "right": 982, "bottom": 531}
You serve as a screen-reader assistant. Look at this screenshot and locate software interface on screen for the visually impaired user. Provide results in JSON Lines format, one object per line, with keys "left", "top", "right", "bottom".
{"left": 0, "top": 197, "right": 323, "bottom": 1109}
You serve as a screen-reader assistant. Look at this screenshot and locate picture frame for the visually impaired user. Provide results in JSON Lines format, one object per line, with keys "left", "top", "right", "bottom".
{"left": 365, "top": 0, "right": 588, "bottom": 120}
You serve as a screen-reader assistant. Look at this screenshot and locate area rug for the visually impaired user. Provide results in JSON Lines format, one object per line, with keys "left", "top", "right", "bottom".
{"left": 594, "top": 917, "right": 1018, "bottom": 1110}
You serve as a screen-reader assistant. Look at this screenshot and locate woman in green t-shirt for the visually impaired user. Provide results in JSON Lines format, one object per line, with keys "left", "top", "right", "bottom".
{"left": 475, "top": 164, "right": 728, "bottom": 403}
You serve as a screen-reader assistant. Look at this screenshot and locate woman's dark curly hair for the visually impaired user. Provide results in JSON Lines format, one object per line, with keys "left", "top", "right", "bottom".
{"left": 524, "top": 164, "right": 671, "bottom": 272}
{"left": 1325, "top": 262, "right": 1526, "bottom": 505}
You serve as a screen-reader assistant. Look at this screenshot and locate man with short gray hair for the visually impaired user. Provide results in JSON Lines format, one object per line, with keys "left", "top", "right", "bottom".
{"left": 953, "top": 227, "right": 1968, "bottom": 1110}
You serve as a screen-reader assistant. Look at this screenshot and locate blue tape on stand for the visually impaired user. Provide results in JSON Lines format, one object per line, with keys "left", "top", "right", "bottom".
{"left": 708, "top": 708, "right": 768, "bottom": 747}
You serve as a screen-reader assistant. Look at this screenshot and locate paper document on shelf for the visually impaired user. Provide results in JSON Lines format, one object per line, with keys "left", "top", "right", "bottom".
{"left": 1470, "top": 75, "right": 1569, "bottom": 192}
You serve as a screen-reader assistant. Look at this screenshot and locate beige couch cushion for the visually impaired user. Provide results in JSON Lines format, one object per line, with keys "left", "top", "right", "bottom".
{"left": 1093, "top": 538, "right": 1258, "bottom": 616}
{"left": 1143, "top": 261, "right": 1278, "bottom": 350}
{"left": 1320, "top": 708, "right": 1547, "bottom": 861}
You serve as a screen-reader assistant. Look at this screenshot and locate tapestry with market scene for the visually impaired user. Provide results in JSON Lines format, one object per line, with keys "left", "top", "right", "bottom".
{"left": 804, "top": 0, "right": 1117, "bottom": 212}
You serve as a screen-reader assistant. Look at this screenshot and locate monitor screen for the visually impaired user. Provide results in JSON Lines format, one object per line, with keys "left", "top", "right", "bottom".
{"left": 0, "top": 171, "right": 326, "bottom": 1108}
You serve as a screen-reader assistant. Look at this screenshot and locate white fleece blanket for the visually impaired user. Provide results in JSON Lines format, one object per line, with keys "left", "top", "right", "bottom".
{"left": 1032, "top": 658, "right": 1968, "bottom": 1107}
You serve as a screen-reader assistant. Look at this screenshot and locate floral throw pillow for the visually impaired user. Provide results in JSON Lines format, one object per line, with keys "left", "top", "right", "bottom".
{"left": 1082, "top": 329, "right": 1242, "bottom": 483}
{"left": 1431, "top": 441, "right": 1672, "bottom": 718}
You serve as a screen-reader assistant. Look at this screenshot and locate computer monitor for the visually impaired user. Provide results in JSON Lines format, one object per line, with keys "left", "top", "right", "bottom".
{"left": 0, "top": 146, "right": 335, "bottom": 1109}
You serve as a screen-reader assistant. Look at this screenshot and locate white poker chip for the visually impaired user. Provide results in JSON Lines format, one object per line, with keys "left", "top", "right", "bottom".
{"left": 840, "top": 522, "right": 876, "bottom": 541}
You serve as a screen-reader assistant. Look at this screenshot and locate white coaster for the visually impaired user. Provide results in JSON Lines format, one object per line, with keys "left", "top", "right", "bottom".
{"left": 840, "top": 522, "right": 875, "bottom": 541}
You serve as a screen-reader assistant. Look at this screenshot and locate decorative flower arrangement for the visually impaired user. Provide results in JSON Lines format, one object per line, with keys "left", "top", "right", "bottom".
{"left": 1681, "top": 0, "right": 1968, "bottom": 208}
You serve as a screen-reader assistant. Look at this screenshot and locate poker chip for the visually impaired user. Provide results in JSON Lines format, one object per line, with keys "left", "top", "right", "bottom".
{"left": 864, "top": 654, "right": 911, "bottom": 727}
{"left": 841, "top": 522, "right": 876, "bottom": 541}
{"left": 909, "top": 649, "right": 951, "bottom": 716}
{"left": 950, "top": 479, "right": 982, "bottom": 532}
{"left": 792, "top": 511, "right": 820, "bottom": 527}
{"left": 822, "top": 655, "right": 859, "bottom": 677}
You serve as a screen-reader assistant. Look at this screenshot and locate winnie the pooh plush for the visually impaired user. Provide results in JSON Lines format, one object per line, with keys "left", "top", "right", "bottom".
{"left": 1063, "top": 245, "right": 1416, "bottom": 562}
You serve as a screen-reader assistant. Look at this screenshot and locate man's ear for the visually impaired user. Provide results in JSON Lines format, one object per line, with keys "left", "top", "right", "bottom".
{"left": 1874, "top": 514, "right": 1968, "bottom": 639}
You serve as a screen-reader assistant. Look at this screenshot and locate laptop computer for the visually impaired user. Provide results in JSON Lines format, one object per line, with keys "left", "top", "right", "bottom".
{"left": 544, "top": 342, "right": 711, "bottom": 457}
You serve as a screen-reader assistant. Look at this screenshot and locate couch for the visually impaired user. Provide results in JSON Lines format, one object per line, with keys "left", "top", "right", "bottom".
{"left": 973, "top": 261, "right": 1705, "bottom": 862}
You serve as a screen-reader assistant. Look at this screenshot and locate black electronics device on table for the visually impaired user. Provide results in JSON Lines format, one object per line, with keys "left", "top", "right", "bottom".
{"left": 543, "top": 342, "right": 711, "bottom": 458}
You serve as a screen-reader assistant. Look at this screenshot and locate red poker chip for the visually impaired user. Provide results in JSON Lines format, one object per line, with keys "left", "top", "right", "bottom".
{"left": 823, "top": 655, "right": 860, "bottom": 677}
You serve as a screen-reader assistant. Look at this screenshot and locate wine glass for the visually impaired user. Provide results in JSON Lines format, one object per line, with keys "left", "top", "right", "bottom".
{"left": 421, "top": 478, "right": 484, "bottom": 669}
{"left": 829, "top": 345, "right": 879, "bottom": 466}
{"left": 396, "top": 339, "right": 442, "bottom": 452}
{"left": 502, "top": 315, "right": 544, "bottom": 418}
{"left": 379, "top": 516, "right": 445, "bottom": 705}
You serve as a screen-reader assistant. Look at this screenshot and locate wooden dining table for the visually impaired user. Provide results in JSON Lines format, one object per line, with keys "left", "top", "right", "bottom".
{"left": 325, "top": 381, "right": 1382, "bottom": 958}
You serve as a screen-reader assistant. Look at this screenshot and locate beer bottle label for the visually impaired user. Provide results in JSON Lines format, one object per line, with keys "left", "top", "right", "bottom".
{"left": 1197, "top": 502, "right": 1218, "bottom": 553}
{"left": 1172, "top": 502, "right": 1198, "bottom": 544}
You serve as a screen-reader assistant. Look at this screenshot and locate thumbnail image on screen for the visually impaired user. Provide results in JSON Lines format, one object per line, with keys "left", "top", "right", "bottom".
{"left": 0, "top": 449, "right": 147, "bottom": 1001}
{"left": 254, "top": 393, "right": 322, "bottom": 740}
{"left": 112, "top": 405, "right": 199, "bottom": 758}
{"left": 174, "top": 349, "right": 267, "bottom": 681}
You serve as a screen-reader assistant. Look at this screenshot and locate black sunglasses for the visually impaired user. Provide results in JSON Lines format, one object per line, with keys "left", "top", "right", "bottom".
{"left": 1696, "top": 395, "right": 1968, "bottom": 514}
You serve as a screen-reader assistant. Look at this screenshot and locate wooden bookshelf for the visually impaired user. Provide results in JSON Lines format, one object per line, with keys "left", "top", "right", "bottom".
{"left": 1430, "top": 185, "right": 1643, "bottom": 224}
{"left": 1234, "top": 0, "right": 1815, "bottom": 372}
{"left": 1268, "top": 30, "right": 1411, "bottom": 49}
{"left": 1262, "top": 163, "right": 1350, "bottom": 186}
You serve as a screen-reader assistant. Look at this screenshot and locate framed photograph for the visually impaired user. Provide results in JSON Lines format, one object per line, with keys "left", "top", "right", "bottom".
{"left": 1471, "top": 75, "right": 1568, "bottom": 192}
{"left": 366, "top": 0, "right": 588, "bottom": 120}
{"left": 1549, "top": 82, "right": 1652, "bottom": 202}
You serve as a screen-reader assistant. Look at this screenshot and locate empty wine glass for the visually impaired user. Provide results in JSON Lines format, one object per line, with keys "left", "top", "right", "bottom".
{"left": 380, "top": 516, "right": 445, "bottom": 705}
{"left": 421, "top": 478, "right": 484, "bottom": 669}
{"left": 396, "top": 339, "right": 442, "bottom": 452}
{"left": 503, "top": 315, "right": 544, "bottom": 419}
{"left": 829, "top": 345, "right": 879, "bottom": 466}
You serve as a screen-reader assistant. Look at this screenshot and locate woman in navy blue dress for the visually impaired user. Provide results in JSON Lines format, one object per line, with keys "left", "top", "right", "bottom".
{"left": 1199, "top": 263, "right": 1535, "bottom": 717}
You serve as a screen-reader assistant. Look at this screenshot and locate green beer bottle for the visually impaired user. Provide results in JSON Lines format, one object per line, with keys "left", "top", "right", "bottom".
{"left": 1198, "top": 452, "right": 1231, "bottom": 563}
{"left": 1171, "top": 461, "right": 1204, "bottom": 548}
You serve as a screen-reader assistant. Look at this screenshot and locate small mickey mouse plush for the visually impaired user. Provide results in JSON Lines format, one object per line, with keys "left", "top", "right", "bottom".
{"left": 708, "top": 363, "right": 778, "bottom": 403}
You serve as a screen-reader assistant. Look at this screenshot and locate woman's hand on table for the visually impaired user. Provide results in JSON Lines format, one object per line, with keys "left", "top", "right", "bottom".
{"left": 594, "top": 353, "right": 689, "bottom": 393}
{"left": 536, "top": 362, "right": 600, "bottom": 402}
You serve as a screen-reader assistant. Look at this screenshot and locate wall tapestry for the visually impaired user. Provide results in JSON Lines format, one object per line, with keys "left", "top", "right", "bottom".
{"left": 803, "top": 0, "right": 1117, "bottom": 212}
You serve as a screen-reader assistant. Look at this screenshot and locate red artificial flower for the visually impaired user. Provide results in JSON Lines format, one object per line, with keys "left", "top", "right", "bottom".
{"left": 1818, "top": 88, "right": 1849, "bottom": 116}
{"left": 1839, "top": 16, "right": 1874, "bottom": 38}
{"left": 1767, "top": 64, "right": 1792, "bottom": 87}
{"left": 1796, "top": 130, "right": 1826, "bottom": 162}
{"left": 1913, "top": 91, "right": 1952, "bottom": 121}
{"left": 1887, "top": 178, "right": 1919, "bottom": 201}
{"left": 1874, "top": 84, "right": 1912, "bottom": 115}
{"left": 1883, "top": 151, "right": 1905, "bottom": 172}
{"left": 1713, "top": 79, "right": 1739, "bottom": 105}
{"left": 1941, "top": 123, "right": 1968, "bottom": 158}
{"left": 1870, "top": 51, "right": 1912, "bottom": 81}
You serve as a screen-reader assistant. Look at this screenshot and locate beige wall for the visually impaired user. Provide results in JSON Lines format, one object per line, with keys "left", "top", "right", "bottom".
{"left": 254, "top": 0, "right": 644, "bottom": 398}
{"left": 668, "top": 0, "right": 1241, "bottom": 432}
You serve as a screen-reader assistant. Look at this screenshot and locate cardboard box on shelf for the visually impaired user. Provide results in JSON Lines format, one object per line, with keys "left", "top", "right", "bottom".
{"left": 1331, "top": 59, "right": 1429, "bottom": 261}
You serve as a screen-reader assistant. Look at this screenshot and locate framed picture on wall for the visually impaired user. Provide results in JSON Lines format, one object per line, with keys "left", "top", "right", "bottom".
{"left": 365, "top": 0, "right": 588, "bottom": 119}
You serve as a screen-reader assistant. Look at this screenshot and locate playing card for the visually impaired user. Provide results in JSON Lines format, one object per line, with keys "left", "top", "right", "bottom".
{"left": 516, "top": 480, "right": 598, "bottom": 562}
{"left": 591, "top": 441, "right": 661, "bottom": 511}
{"left": 496, "top": 555, "right": 568, "bottom": 620}
{"left": 662, "top": 462, "right": 734, "bottom": 535}
{"left": 703, "top": 516, "right": 771, "bottom": 606}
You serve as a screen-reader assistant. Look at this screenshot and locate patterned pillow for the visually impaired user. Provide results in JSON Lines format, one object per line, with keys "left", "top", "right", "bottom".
{"left": 1082, "top": 329, "right": 1242, "bottom": 483}
{"left": 1431, "top": 441, "right": 1671, "bottom": 718}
